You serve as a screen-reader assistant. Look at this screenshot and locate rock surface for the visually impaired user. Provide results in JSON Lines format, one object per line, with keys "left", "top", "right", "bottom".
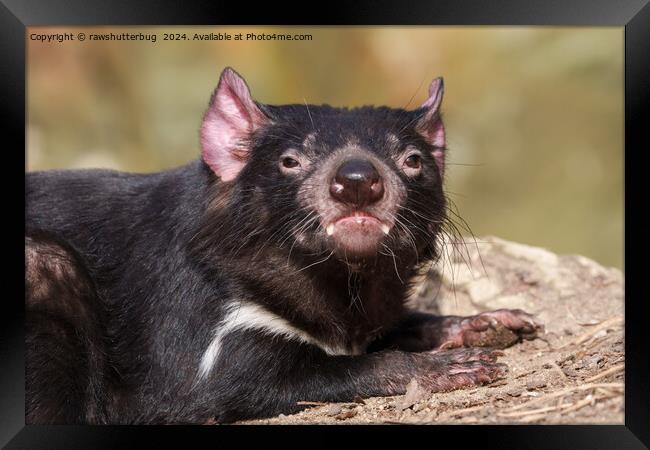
{"left": 239, "top": 236, "right": 624, "bottom": 425}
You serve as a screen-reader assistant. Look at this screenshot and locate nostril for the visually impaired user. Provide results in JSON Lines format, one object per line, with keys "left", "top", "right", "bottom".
{"left": 370, "top": 178, "right": 384, "bottom": 197}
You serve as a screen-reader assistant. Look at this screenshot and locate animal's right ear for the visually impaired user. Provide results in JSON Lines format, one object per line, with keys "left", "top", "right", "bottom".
{"left": 200, "top": 68, "right": 270, "bottom": 181}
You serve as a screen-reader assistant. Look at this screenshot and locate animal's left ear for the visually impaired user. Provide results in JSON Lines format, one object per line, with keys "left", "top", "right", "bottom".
{"left": 416, "top": 77, "right": 446, "bottom": 174}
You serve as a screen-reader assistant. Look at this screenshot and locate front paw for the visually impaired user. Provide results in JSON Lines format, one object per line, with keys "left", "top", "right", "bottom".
{"left": 415, "top": 347, "right": 508, "bottom": 392}
{"left": 440, "top": 309, "right": 544, "bottom": 350}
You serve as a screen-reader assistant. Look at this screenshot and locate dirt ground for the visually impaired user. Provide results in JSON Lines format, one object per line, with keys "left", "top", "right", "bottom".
{"left": 239, "top": 236, "right": 624, "bottom": 425}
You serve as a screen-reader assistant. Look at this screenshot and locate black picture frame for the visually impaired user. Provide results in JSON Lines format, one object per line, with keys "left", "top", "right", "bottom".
{"left": 2, "top": 0, "right": 647, "bottom": 448}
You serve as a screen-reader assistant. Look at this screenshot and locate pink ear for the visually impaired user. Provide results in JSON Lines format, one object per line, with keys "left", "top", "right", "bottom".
{"left": 200, "top": 68, "right": 269, "bottom": 181}
{"left": 417, "top": 77, "right": 446, "bottom": 174}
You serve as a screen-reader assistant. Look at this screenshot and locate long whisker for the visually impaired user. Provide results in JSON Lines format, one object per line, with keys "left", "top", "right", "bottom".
{"left": 295, "top": 250, "right": 334, "bottom": 273}
{"left": 303, "top": 98, "right": 315, "bottom": 130}
{"left": 381, "top": 243, "right": 404, "bottom": 284}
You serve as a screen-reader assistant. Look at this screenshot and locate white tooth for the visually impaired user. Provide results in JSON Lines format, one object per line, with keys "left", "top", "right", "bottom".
{"left": 326, "top": 224, "right": 335, "bottom": 236}
{"left": 356, "top": 218, "right": 363, "bottom": 224}
{"left": 381, "top": 224, "right": 390, "bottom": 235}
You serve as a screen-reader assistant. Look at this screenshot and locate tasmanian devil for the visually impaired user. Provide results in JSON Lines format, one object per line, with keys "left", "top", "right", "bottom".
{"left": 25, "top": 67, "right": 543, "bottom": 424}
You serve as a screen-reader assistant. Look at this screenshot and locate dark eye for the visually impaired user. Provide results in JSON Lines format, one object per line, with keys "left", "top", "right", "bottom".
{"left": 404, "top": 154, "right": 422, "bottom": 169}
{"left": 281, "top": 157, "right": 300, "bottom": 169}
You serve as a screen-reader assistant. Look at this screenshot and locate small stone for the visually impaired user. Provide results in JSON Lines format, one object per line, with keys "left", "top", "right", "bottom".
{"left": 526, "top": 378, "right": 547, "bottom": 390}
{"left": 397, "top": 379, "right": 429, "bottom": 411}
{"left": 413, "top": 402, "right": 427, "bottom": 413}
{"left": 335, "top": 409, "right": 358, "bottom": 420}
{"left": 592, "top": 329, "right": 608, "bottom": 340}
{"left": 507, "top": 387, "right": 523, "bottom": 397}
{"left": 562, "top": 366, "right": 579, "bottom": 377}
{"left": 326, "top": 405, "right": 343, "bottom": 416}
{"left": 586, "top": 355, "right": 604, "bottom": 369}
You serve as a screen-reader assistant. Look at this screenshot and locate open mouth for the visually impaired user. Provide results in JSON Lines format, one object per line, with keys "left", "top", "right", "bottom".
{"left": 324, "top": 212, "right": 391, "bottom": 256}
{"left": 326, "top": 212, "right": 390, "bottom": 236}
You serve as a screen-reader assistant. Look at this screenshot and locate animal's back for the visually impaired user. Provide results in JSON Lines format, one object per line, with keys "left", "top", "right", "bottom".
{"left": 25, "top": 161, "right": 221, "bottom": 424}
{"left": 27, "top": 168, "right": 158, "bottom": 234}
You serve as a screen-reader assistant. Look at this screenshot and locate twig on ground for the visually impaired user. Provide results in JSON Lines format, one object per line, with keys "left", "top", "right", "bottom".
{"left": 558, "top": 317, "right": 623, "bottom": 349}
{"left": 584, "top": 363, "right": 625, "bottom": 383}
{"left": 519, "top": 413, "right": 548, "bottom": 423}
{"left": 436, "top": 404, "right": 486, "bottom": 421}
{"left": 502, "top": 382, "right": 623, "bottom": 412}
{"left": 497, "top": 405, "right": 559, "bottom": 418}
{"left": 558, "top": 395, "right": 597, "bottom": 414}
{"left": 497, "top": 391, "right": 619, "bottom": 419}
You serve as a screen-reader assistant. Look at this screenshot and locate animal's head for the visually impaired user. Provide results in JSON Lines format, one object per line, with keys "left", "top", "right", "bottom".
{"left": 200, "top": 67, "right": 447, "bottom": 268}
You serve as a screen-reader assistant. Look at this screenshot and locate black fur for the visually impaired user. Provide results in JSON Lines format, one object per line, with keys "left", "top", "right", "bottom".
{"left": 26, "top": 71, "right": 525, "bottom": 424}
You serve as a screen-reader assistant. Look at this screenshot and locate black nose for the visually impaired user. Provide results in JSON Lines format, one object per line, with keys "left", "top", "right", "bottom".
{"left": 330, "top": 159, "right": 384, "bottom": 207}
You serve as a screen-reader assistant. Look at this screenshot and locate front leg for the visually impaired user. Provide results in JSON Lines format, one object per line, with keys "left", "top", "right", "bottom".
{"left": 369, "top": 309, "right": 544, "bottom": 353}
{"left": 184, "top": 331, "right": 507, "bottom": 424}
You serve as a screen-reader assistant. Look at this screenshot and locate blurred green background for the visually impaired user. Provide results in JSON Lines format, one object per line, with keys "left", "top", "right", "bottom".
{"left": 27, "top": 27, "right": 623, "bottom": 269}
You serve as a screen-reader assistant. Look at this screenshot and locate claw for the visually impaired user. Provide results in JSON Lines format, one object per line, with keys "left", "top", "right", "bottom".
{"left": 439, "top": 341, "right": 456, "bottom": 350}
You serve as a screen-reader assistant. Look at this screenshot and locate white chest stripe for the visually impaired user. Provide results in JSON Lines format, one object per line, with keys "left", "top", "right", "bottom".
{"left": 198, "top": 301, "right": 350, "bottom": 379}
